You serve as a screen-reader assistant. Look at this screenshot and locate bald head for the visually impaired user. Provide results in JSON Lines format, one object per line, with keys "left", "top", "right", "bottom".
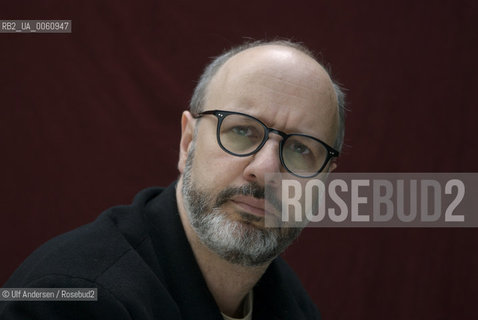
{"left": 189, "top": 40, "right": 345, "bottom": 151}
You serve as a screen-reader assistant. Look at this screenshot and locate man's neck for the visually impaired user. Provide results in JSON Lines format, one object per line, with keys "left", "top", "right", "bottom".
{"left": 176, "top": 180, "right": 269, "bottom": 318}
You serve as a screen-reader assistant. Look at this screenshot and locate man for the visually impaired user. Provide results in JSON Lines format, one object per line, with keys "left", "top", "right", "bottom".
{"left": 0, "top": 40, "right": 345, "bottom": 319}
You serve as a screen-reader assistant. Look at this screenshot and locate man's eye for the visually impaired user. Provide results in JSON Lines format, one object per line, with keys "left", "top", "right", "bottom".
{"left": 232, "top": 126, "right": 253, "bottom": 136}
{"left": 291, "top": 143, "right": 310, "bottom": 155}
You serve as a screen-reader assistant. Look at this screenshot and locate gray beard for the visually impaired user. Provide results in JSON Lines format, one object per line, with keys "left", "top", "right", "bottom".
{"left": 180, "top": 143, "right": 303, "bottom": 267}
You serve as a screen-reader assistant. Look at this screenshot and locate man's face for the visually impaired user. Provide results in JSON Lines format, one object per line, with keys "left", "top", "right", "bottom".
{"left": 178, "top": 45, "right": 338, "bottom": 266}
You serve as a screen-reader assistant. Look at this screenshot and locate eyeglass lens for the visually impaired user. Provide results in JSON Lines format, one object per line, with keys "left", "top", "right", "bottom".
{"left": 218, "top": 113, "right": 328, "bottom": 176}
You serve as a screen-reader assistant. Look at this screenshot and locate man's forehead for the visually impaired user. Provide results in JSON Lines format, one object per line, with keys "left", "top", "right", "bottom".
{"left": 204, "top": 45, "right": 336, "bottom": 108}
{"left": 204, "top": 45, "right": 337, "bottom": 114}
{"left": 214, "top": 45, "right": 329, "bottom": 85}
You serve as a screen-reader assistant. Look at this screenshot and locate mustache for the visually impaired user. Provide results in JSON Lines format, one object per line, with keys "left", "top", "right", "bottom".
{"left": 215, "top": 182, "right": 281, "bottom": 212}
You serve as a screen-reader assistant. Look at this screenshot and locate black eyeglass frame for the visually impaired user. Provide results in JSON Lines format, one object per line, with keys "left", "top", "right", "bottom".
{"left": 193, "top": 109, "right": 340, "bottom": 178}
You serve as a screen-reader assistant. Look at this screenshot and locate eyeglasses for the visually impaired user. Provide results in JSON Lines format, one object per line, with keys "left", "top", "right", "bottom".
{"left": 192, "top": 110, "right": 339, "bottom": 178}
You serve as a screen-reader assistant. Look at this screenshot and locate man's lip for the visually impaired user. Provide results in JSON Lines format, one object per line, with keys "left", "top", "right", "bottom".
{"left": 231, "top": 196, "right": 267, "bottom": 216}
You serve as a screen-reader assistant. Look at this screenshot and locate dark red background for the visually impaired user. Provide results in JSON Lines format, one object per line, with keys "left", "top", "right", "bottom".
{"left": 1, "top": 1, "right": 477, "bottom": 319}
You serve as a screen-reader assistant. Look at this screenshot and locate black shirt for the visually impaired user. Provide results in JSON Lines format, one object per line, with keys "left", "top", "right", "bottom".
{"left": 0, "top": 182, "right": 321, "bottom": 319}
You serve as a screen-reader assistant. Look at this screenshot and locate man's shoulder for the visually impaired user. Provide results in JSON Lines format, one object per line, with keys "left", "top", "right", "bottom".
{"left": 4, "top": 186, "right": 166, "bottom": 287}
{"left": 1, "top": 185, "right": 186, "bottom": 319}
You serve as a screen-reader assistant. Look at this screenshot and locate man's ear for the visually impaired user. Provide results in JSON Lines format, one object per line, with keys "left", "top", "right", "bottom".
{"left": 178, "top": 111, "right": 196, "bottom": 173}
{"left": 328, "top": 160, "right": 338, "bottom": 173}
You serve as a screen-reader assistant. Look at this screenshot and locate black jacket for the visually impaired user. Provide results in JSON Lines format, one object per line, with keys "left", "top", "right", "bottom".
{"left": 0, "top": 183, "right": 321, "bottom": 319}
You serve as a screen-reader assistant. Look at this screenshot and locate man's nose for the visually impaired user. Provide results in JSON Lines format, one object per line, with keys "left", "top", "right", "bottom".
{"left": 243, "top": 137, "right": 282, "bottom": 185}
